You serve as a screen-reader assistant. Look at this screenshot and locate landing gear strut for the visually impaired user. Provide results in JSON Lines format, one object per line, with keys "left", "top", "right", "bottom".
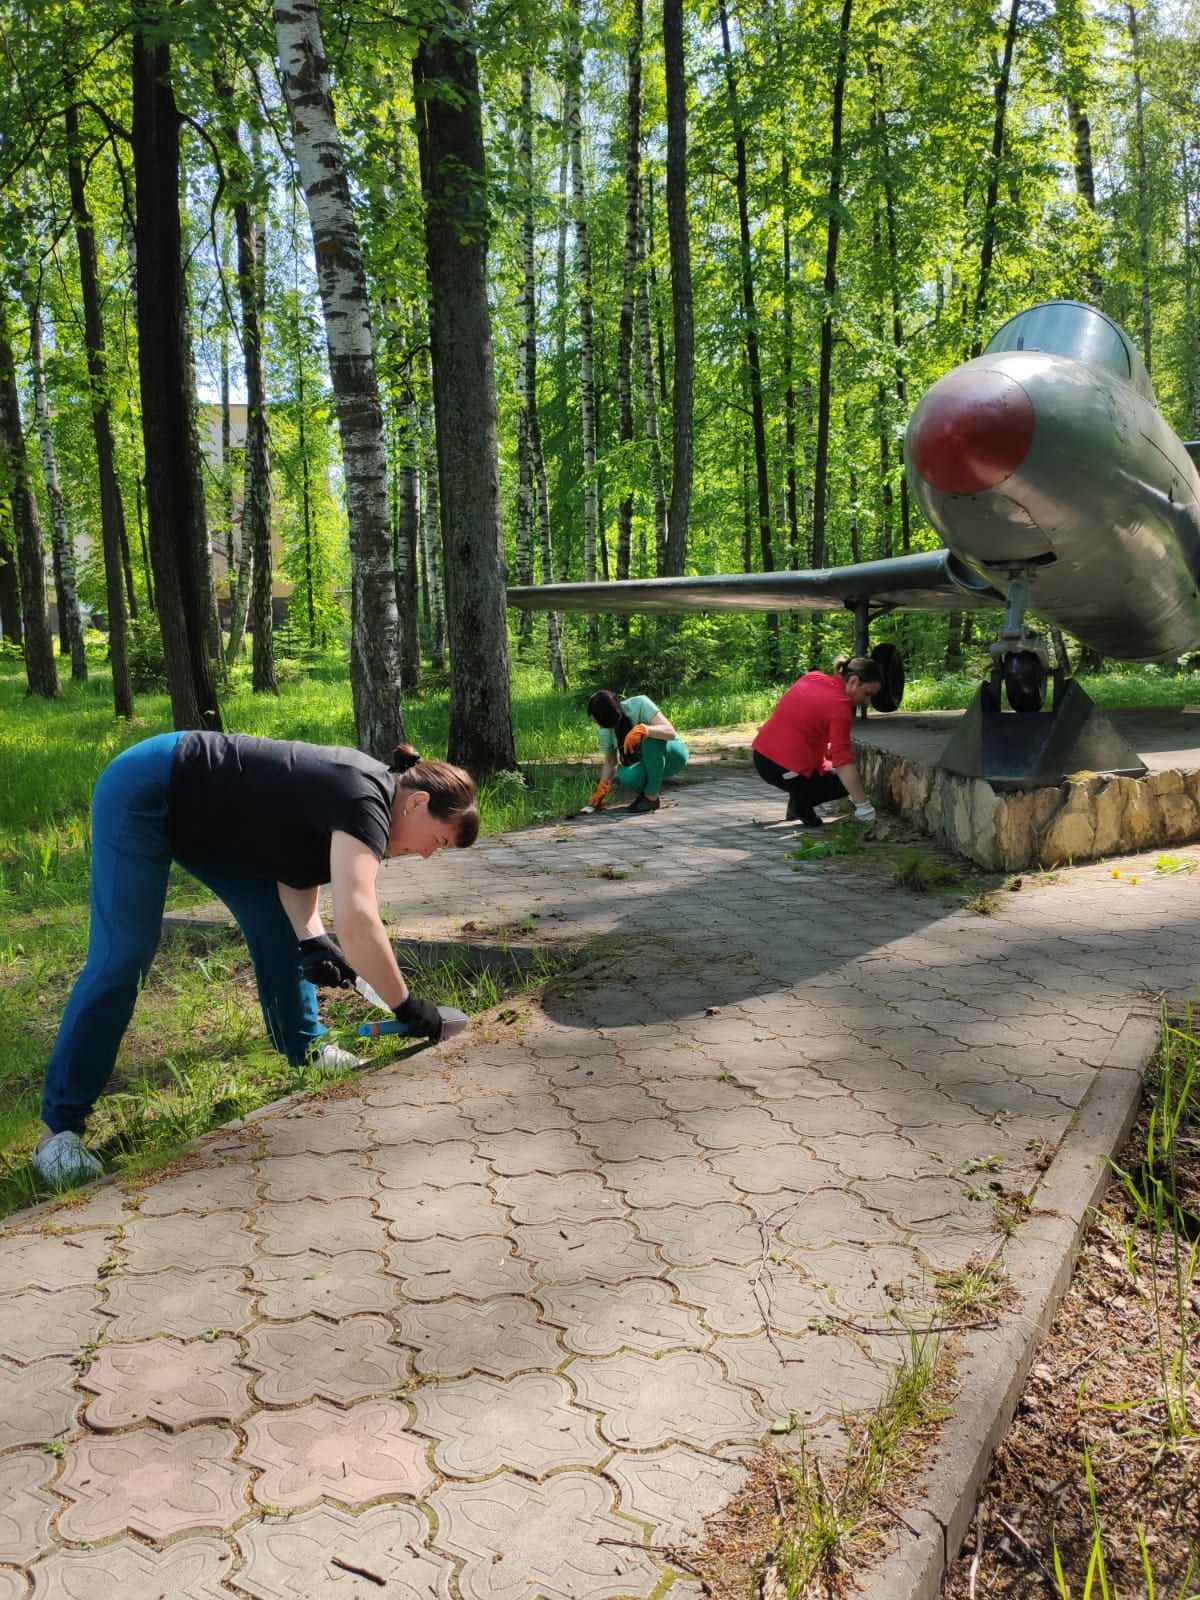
{"left": 988, "top": 566, "right": 1050, "bottom": 713}
{"left": 852, "top": 600, "right": 906, "bottom": 713}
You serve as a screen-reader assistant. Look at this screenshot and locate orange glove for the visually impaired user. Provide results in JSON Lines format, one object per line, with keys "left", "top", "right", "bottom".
{"left": 623, "top": 724, "right": 648, "bottom": 757}
{"left": 588, "top": 778, "right": 612, "bottom": 809}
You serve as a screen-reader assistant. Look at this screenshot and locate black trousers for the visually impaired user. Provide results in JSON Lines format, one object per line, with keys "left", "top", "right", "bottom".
{"left": 753, "top": 751, "right": 847, "bottom": 820}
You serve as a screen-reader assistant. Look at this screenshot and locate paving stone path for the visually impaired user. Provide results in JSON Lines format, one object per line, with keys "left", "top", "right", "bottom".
{"left": 2, "top": 773, "right": 1198, "bottom": 1599}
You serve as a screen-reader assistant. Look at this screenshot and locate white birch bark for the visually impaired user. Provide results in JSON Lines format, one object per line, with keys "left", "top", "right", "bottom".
{"left": 566, "top": 0, "right": 599, "bottom": 638}
{"left": 273, "top": 0, "right": 404, "bottom": 755}
{"left": 27, "top": 294, "right": 87, "bottom": 680}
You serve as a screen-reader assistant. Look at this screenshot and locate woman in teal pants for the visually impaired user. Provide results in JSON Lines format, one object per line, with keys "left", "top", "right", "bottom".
{"left": 586, "top": 689, "right": 689, "bottom": 814}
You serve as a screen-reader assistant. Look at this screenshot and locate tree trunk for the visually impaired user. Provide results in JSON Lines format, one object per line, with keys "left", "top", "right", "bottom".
{"left": 274, "top": 0, "right": 404, "bottom": 756}
{"left": 662, "top": 0, "right": 693, "bottom": 576}
{"left": 518, "top": 63, "right": 566, "bottom": 688}
{"left": 65, "top": 98, "right": 133, "bottom": 717}
{"left": 514, "top": 73, "right": 535, "bottom": 654}
{"left": 970, "top": 0, "right": 1023, "bottom": 356}
{"left": 811, "top": 0, "right": 854, "bottom": 583}
{"left": 418, "top": 393, "right": 446, "bottom": 672}
{"left": 27, "top": 289, "right": 87, "bottom": 679}
{"left": 636, "top": 275, "right": 667, "bottom": 576}
{"left": 719, "top": 0, "right": 777, "bottom": 673}
{"left": 239, "top": 190, "right": 275, "bottom": 694}
{"left": 217, "top": 233, "right": 237, "bottom": 657}
{"left": 565, "top": 0, "right": 600, "bottom": 644}
{"left": 132, "top": 29, "right": 222, "bottom": 730}
{"left": 0, "top": 306, "right": 60, "bottom": 698}
{"left": 1127, "top": 2, "right": 1152, "bottom": 372}
{"left": 413, "top": 1, "right": 517, "bottom": 774}
{"left": 0, "top": 523, "right": 19, "bottom": 644}
{"left": 393, "top": 404, "right": 422, "bottom": 690}
{"left": 869, "top": 53, "right": 912, "bottom": 555}
{"left": 616, "top": 0, "right": 644, "bottom": 587}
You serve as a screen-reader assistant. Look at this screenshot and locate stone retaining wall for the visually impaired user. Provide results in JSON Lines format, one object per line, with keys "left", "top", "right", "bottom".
{"left": 855, "top": 737, "right": 1200, "bottom": 871}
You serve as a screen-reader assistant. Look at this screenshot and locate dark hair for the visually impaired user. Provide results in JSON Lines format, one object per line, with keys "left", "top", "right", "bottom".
{"left": 835, "top": 655, "right": 883, "bottom": 686}
{"left": 389, "top": 745, "right": 479, "bottom": 847}
{"left": 586, "top": 689, "right": 635, "bottom": 766}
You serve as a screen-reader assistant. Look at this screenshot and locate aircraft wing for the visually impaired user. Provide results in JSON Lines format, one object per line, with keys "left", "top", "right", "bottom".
{"left": 508, "top": 549, "right": 1004, "bottom": 615}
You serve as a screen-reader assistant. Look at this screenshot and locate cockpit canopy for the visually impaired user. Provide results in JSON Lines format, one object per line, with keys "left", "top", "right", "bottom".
{"left": 985, "top": 301, "right": 1155, "bottom": 404}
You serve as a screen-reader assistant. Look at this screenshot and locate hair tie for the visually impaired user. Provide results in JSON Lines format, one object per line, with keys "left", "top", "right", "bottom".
{"left": 390, "top": 747, "right": 422, "bottom": 775}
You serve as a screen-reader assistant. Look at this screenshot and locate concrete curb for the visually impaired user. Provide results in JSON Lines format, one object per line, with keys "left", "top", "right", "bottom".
{"left": 853, "top": 1007, "right": 1159, "bottom": 1600}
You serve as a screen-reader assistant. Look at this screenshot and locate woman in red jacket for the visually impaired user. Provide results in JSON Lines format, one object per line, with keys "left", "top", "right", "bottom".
{"left": 752, "top": 656, "right": 882, "bottom": 827}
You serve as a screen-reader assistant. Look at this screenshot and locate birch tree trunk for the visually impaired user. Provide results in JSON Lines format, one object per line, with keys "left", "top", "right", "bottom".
{"left": 413, "top": 0, "right": 517, "bottom": 774}
{"left": 662, "top": 0, "right": 694, "bottom": 576}
{"left": 27, "top": 290, "right": 87, "bottom": 680}
{"left": 519, "top": 64, "right": 566, "bottom": 689}
{"left": 132, "top": 28, "right": 222, "bottom": 731}
{"left": 418, "top": 394, "right": 446, "bottom": 672}
{"left": 393, "top": 405, "right": 422, "bottom": 690}
{"left": 65, "top": 98, "right": 132, "bottom": 717}
{"left": 274, "top": 0, "right": 404, "bottom": 757}
{"left": 566, "top": 0, "right": 600, "bottom": 642}
{"left": 0, "top": 304, "right": 60, "bottom": 698}
{"left": 240, "top": 194, "right": 275, "bottom": 695}
{"left": 636, "top": 275, "right": 667, "bottom": 576}
{"left": 616, "top": 0, "right": 644, "bottom": 586}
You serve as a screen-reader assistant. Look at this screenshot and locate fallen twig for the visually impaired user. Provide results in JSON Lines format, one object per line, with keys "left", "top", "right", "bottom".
{"left": 330, "top": 1555, "right": 385, "bottom": 1585}
{"left": 968, "top": 1500, "right": 985, "bottom": 1600}
{"left": 995, "top": 1512, "right": 1056, "bottom": 1586}
{"left": 597, "top": 1537, "right": 703, "bottom": 1576}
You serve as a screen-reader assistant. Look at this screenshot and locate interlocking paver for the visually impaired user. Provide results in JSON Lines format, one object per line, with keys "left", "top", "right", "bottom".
{"left": 394, "top": 1294, "right": 564, "bottom": 1377}
{"left": 56, "top": 1428, "right": 251, "bottom": 1540}
{"left": 473, "top": 1128, "right": 598, "bottom": 1175}
{"left": 675, "top": 1105, "right": 800, "bottom": 1150}
{"left": 0, "top": 1453, "right": 57, "bottom": 1565}
{"left": 233, "top": 1504, "right": 453, "bottom": 1599}
{"left": 100, "top": 1264, "right": 254, "bottom": 1338}
{"left": 492, "top": 1170, "right": 622, "bottom": 1224}
{"left": 606, "top": 1156, "right": 741, "bottom": 1210}
{"left": 375, "top": 1182, "right": 504, "bottom": 1240}
{"left": 385, "top": 1234, "right": 534, "bottom": 1300}
{"left": 777, "top": 1187, "right": 906, "bottom": 1248}
{"left": 251, "top": 1249, "right": 393, "bottom": 1319}
{"left": 577, "top": 1117, "right": 701, "bottom": 1163}
{"left": 411, "top": 1372, "right": 605, "bottom": 1477}
{"left": 634, "top": 1202, "right": 763, "bottom": 1267}
{"left": 0, "top": 1571, "right": 28, "bottom": 1600}
{"left": 573, "top": 1349, "right": 764, "bottom": 1449}
{"left": 242, "top": 1401, "right": 433, "bottom": 1508}
{"left": 537, "top": 1279, "right": 706, "bottom": 1356}
{"left": 0, "top": 1229, "right": 113, "bottom": 1293}
{"left": 0, "top": 1286, "right": 104, "bottom": 1363}
{"left": 459, "top": 1093, "right": 573, "bottom": 1134}
{"left": 608, "top": 1445, "right": 748, "bottom": 1543}
{"left": 252, "top": 1197, "right": 390, "bottom": 1256}
{"left": 0, "top": 1358, "right": 80, "bottom": 1450}
{"left": 120, "top": 1211, "right": 257, "bottom": 1273}
{"left": 372, "top": 1141, "right": 491, "bottom": 1190}
{"left": 258, "top": 1109, "right": 364, "bottom": 1156}
{"left": 516, "top": 1218, "right": 663, "bottom": 1284}
{"left": 135, "top": 1160, "right": 260, "bottom": 1214}
{"left": 254, "top": 1154, "right": 376, "bottom": 1204}
{"left": 708, "top": 1142, "right": 840, "bottom": 1195}
{"left": 30, "top": 1538, "right": 234, "bottom": 1600}
{"left": 427, "top": 1471, "right": 660, "bottom": 1600}
{"left": 243, "top": 1315, "right": 410, "bottom": 1405}
{"left": 81, "top": 1335, "right": 250, "bottom": 1429}
{"left": 358, "top": 1102, "right": 477, "bottom": 1148}
{"left": 716, "top": 1331, "right": 894, "bottom": 1422}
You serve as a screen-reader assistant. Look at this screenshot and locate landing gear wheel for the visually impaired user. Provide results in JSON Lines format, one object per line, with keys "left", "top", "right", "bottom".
{"left": 870, "top": 643, "right": 905, "bottom": 713}
{"left": 1003, "top": 649, "right": 1047, "bottom": 713}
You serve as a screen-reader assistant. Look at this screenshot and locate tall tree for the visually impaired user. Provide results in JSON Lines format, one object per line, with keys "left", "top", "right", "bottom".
{"left": 615, "top": 0, "right": 644, "bottom": 587}
{"left": 132, "top": 26, "right": 222, "bottom": 730}
{"left": 718, "top": 0, "right": 778, "bottom": 674}
{"left": 565, "top": 0, "right": 600, "bottom": 640}
{"left": 26, "top": 283, "right": 87, "bottom": 680}
{"left": 274, "top": 0, "right": 404, "bottom": 756}
{"left": 65, "top": 98, "right": 133, "bottom": 717}
{"left": 413, "top": 0, "right": 517, "bottom": 774}
{"left": 970, "top": 0, "right": 1023, "bottom": 354}
{"left": 662, "top": 0, "right": 693, "bottom": 576}
{"left": 0, "top": 299, "right": 59, "bottom": 698}
{"left": 1126, "top": 0, "right": 1153, "bottom": 372}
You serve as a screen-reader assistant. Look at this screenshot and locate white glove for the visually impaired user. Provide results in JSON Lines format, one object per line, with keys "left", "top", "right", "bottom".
{"left": 854, "top": 801, "right": 876, "bottom": 823}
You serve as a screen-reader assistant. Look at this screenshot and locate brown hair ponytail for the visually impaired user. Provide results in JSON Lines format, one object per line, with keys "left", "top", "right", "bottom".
{"left": 389, "top": 745, "right": 480, "bottom": 846}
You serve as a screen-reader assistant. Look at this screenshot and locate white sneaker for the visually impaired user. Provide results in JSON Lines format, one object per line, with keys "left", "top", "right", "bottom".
{"left": 32, "top": 1131, "right": 104, "bottom": 1189}
{"left": 314, "top": 1042, "right": 364, "bottom": 1075}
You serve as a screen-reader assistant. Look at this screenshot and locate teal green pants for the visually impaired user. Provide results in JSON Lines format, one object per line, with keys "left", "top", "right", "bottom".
{"left": 616, "top": 737, "right": 688, "bottom": 797}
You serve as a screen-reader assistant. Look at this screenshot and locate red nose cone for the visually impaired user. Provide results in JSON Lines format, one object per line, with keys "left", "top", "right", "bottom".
{"left": 908, "top": 367, "right": 1035, "bottom": 495}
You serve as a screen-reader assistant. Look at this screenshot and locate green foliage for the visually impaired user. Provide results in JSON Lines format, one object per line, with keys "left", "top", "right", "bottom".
{"left": 124, "top": 614, "right": 168, "bottom": 693}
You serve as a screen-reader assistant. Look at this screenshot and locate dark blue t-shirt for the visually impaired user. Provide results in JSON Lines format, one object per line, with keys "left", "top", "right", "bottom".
{"left": 168, "top": 733, "right": 394, "bottom": 888}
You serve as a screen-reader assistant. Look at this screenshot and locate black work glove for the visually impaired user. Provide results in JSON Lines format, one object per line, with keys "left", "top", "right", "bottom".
{"left": 298, "top": 934, "right": 357, "bottom": 989}
{"left": 394, "top": 993, "right": 444, "bottom": 1041}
